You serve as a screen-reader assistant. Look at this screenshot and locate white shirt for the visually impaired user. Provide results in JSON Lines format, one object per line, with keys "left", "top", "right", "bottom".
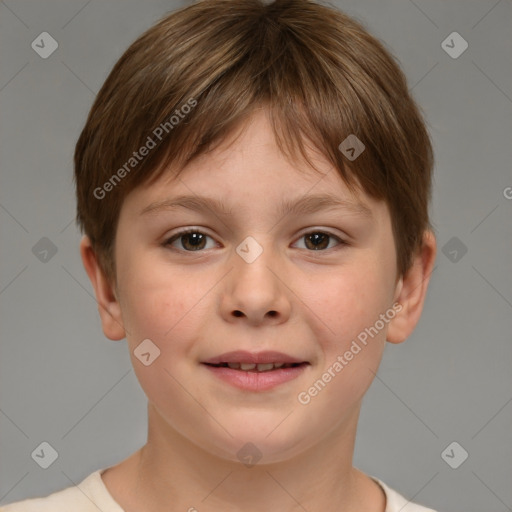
{"left": 0, "top": 468, "right": 438, "bottom": 511}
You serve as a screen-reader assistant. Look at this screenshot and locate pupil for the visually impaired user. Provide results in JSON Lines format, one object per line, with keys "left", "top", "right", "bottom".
{"left": 307, "top": 233, "right": 328, "bottom": 250}
{"left": 184, "top": 233, "right": 205, "bottom": 250}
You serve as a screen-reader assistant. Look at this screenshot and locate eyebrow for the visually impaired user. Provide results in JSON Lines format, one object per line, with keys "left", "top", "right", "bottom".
{"left": 140, "top": 193, "right": 373, "bottom": 219}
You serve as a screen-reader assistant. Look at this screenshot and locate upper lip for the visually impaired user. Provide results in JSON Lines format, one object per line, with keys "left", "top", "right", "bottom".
{"left": 202, "top": 351, "right": 309, "bottom": 365}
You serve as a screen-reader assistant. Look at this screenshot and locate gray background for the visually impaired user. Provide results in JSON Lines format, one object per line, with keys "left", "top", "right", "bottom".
{"left": 1, "top": 0, "right": 511, "bottom": 510}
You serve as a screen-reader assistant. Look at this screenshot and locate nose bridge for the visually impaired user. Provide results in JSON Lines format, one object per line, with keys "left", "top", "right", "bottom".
{"left": 224, "top": 233, "right": 290, "bottom": 322}
{"left": 233, "top": 234, "right": 279, "bottom": 290}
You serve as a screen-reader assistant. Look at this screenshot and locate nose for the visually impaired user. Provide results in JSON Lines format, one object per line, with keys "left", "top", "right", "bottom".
{"left": 220, "top": 238, "right": 292, "bottom": 326}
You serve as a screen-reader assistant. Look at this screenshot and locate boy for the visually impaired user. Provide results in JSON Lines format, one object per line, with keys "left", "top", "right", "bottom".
{"left": 1, "top": 0, "right": 438, "bottom": 510}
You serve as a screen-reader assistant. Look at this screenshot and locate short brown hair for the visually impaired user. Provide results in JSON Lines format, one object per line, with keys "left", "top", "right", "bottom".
{"left": 74, "top": 0, "right": 434, "bottom": 286}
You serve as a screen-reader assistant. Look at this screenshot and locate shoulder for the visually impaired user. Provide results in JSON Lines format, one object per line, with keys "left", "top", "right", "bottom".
{"left": 375, "top": 478, "right": 438, "bottom": 512}
{"left": 0, "top": 469, "right": 124, "bottom": 512}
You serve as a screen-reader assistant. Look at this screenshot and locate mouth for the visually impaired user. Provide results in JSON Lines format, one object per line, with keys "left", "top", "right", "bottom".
{"left": 203, "top": 361, "right": 308, "bottom": 372}
{"left": 201, "top": 351, "right": 311, "bottom": 391}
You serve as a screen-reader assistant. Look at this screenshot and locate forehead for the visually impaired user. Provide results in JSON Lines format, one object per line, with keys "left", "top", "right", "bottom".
{"left": 121, "top": 108, "right": 387, "bottom": 224}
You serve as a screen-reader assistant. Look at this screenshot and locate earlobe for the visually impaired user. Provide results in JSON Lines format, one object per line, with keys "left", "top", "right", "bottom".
{"left": 386, "top": 230, "right": 437, "bottom": 344}
{"left": 79, "top": 235, "right": 126, "bottom": 341}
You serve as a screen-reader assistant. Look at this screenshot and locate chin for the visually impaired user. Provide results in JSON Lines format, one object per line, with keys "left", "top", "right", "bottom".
{"left": 201, "top": 420, "right": 315, "bottom": 466}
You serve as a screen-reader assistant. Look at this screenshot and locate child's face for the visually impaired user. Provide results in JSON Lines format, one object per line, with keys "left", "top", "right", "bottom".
{"left": 111, "top": 108, "right": 403, "bottom": 462}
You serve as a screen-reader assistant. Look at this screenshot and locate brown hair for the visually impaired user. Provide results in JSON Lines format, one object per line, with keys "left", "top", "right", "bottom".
{"left": 74, "top": 0, "right": 434, "bottom": 286}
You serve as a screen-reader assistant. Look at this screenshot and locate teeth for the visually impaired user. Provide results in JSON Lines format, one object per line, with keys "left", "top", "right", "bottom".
{"left": 256, "top": 363, "right": 275, "bottom": 371}
{"left": 222, "top": 362, "right": 300, "bottom": 371}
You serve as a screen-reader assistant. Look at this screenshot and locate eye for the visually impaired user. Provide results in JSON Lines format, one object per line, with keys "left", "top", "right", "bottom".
{"left": 163, "top": 229, "right": 346, "bottom": 253}
{"left": 164, "top": 229, "right": 217, "bottom": 252}
{"left": 293, "top": 231, "right": 346, "bottom": 251}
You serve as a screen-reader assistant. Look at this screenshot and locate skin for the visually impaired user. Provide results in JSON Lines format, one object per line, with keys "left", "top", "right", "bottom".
{"left": 81, "top": 107, "right": 436, "bottom": 511}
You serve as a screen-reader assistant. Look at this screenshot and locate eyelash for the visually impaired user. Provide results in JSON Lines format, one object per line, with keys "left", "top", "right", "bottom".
{"left": 163, "top": 228, "right": 347, "bottom": 253}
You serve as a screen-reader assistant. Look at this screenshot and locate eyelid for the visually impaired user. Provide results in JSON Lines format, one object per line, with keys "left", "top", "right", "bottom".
{"left": 164, "top": 227, "right": 216, "bottom": 244}
{"left": 164, "top": 227, "right": 219, "bottom": 253}
{"left": 293, "top": 230, "right": 347, "bottom": 251}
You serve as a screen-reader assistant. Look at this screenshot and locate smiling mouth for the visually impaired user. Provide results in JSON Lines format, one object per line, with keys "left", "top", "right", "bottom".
{"left": 203, "top": 362, "right": 308, "bottom": 372}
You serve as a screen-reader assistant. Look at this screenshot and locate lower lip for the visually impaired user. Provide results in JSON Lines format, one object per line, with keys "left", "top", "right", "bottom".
{"left": 202, "top": 364, "right": 309, "bottom": 391}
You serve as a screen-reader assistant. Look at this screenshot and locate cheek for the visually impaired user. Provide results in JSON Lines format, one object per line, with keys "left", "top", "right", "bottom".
{"left": 118, "top": 263, "right": 216, "bottom": 376}
{"left": 122, "top": 287, "right": 180, "bottom": 341}
{"left": 294, "top": 265, "right": 389, "bottom": 408}
{"left": 119, "top": 276, "right": 206, "bottom": 410}
{"left": 118, "top": 247, "right": 194, "bottom": 338}
{"left": 301, "top": 263, "right": 390, "bottom": 348}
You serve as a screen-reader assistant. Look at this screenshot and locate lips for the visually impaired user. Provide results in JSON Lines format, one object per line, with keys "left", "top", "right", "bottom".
{"left": 201, "top": 350, "right": 311, "bottom": 391}
{"left": 201, "top": 350, "right": 309, "bottom": 371}
{"left": 210, "top": 362, "right": 303, "bottom": 372}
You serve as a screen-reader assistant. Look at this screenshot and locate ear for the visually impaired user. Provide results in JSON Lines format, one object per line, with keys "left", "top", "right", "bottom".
{"left": 386, "top": 230, "right": 437, "bottom": 344}
{"left": 79, "top": 235, "right": 126, "bottom": 341}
